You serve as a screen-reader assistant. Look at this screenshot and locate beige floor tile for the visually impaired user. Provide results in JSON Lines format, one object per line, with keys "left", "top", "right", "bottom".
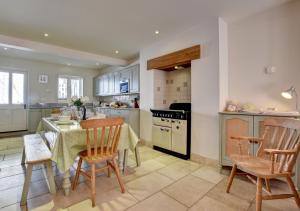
{"left": 0, "top": 203, "right": 23, "bottom": 211}
{"left": 191, "top": 166, "right": 225, "bottom": 184}
{"left": 128, "top": 159, "right": 165, "bottom": 177}
{"left": 0, "top": 165, "right": 25, "bottom": 178}
{"left": 4, "top": 152, "right": 22, "bottom": 160}
{"left": 60, "top": 188, "right": 138, "bottom": 211}
{"left": 248, "top": 198, "right": 299, "bottom": 211}
{"left": 94, "top": 188, "right": 138, "bottom": 211}
{"left": 126, "top": 172, "right": 173, "bottom": 201}
{"left": 157, "top": 160, "right": 200, "bottom": 180}
{"left": 130, "top": 149, "right": 163, "bottom": 162}
{"left": 122, "top": 160, "right": 166, "bottom": 184}
{"left": 0, "top": 178, "right": 52, "bottom": 208}
{"left": 0, "top": 158, "right": 22, "bottom": 168}
{"left": 52, "top": 183, "right": 91, "bottom": 208}
{"left": 153, "top": 154, "right": 180, "bottom": 165}
{"left": 207, "top": 177, "right": 255, "bottom": 210}
{"left": 127, "top": 192, "right": 187, "bottom": 211}
{"left": 188, "top": 196, "right": 239, "bottom": 211}
{"left": 163, "top": 175, "right": 215, "bottom": 207}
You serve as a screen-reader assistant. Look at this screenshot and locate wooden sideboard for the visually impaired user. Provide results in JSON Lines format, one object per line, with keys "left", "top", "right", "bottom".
{"left": 219, "top": 112, "right": 300, "bottom": 188}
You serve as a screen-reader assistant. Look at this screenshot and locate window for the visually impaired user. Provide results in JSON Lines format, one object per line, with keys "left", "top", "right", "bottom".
{"left": 0, "top": 72, "right": 9, "bottom": 104}
{"left": 12, "top": 73, "right": 25, "bottom": 104}
{"left": 0, "top": 71, "right": 25, "bottom": 105}
{"left": 58, "top": 76, "right": 83, "bottom": 99}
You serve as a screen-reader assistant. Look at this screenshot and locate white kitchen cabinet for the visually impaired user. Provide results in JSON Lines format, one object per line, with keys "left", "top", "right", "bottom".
{"left": 108, "top": 73, "right": 115, "bottom": 94}
{"left": 93, "top": 64, "right": 139, "bottom": 96}
{"left": 120, "top": 70, "right": 130, "bottom": 81}
{"left": 95, "top": 108, "right": 140, "bottom": 136}
{"left": 130, "top": 65, "right": 139, "bottom": 93}
{"left": 114, "top": 72, "right": 120, "bottom": 94}
{"left": 102, "top": 75, "right": 109, "bottom": 95}
{"left": 28, "top": 109, "right": 42, "bottom": 132}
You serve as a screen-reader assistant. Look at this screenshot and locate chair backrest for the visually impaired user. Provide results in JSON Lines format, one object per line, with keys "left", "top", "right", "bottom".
{"left": 80, "top": 117, "right": 124, "bottom": 159}
{"left": 258, "top": 118, "right": 300, "bottom": 173}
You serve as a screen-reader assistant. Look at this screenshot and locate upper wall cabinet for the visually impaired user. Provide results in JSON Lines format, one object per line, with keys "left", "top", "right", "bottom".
{"left": 94, "top": 64, "right": 139, "bottom": 96}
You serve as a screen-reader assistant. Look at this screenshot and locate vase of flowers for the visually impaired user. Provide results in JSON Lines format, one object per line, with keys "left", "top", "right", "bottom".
{"left": 69, "top": 96, "right": 89, "bottom": 120}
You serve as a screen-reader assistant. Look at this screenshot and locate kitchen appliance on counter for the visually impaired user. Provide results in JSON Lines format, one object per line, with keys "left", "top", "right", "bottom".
{"left": 151, "top": 103, "right": 191, "bottom": 159}
{"left": 120, "top": 79, "right": 129, "bottom": 93}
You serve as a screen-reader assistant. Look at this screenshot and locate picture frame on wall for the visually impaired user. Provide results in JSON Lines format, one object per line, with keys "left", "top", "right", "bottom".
{"left": 38, "top": 74, "right": 48, "bottom": 84}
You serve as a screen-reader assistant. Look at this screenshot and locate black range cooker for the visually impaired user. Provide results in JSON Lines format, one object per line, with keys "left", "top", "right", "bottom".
{"left": 150, "top": 103, "right": 191, "bottom": 159}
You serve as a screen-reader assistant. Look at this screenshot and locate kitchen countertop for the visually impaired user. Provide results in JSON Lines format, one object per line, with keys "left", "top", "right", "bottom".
{"left": 219, "top": 111, "right": 300, "bottom": 117}
{"left": 95, "top": 107, "right": 139, "bottom": 110}
{"left": 29, "top": 103, "right": 93, "bottom": 109}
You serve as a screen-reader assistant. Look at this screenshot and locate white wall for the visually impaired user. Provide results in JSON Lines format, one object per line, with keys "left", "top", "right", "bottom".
{"left": 219, "top": 18, "right": 229, "bottom": 111}
{"left": 228, "top": 0, "right": 300, "bottom": 111}
{"left": 140, "top": 18, "right": 221, "bottom": 160}
{"left": 0, "top": 55, "right": 99, "bottom": 104}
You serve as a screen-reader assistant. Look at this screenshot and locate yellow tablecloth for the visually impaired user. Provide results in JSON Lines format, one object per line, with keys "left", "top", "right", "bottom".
{"left": 37, "top": 118, "right": 139, "bottom": 172}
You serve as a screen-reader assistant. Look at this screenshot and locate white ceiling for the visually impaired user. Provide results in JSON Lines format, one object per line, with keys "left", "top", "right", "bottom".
{"left": 0, "top": 0, "right": 291, "bottom": 67}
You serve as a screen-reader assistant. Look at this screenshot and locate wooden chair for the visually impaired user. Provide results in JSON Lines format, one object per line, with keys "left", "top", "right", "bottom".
{"left": 72, "top": 117, "right": 125, "bottom": 207}
{"left": 226, "top": 118, "right": 300, "bottom": 211}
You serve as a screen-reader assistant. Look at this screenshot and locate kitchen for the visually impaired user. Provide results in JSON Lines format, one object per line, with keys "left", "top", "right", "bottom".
{"left": 0, "top": 1, "right": 300, "bottom": 211}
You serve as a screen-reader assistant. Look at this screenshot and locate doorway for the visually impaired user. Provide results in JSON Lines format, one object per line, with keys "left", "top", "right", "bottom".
{"left": 0, "top": 69, "right": 27, "bottom": 132}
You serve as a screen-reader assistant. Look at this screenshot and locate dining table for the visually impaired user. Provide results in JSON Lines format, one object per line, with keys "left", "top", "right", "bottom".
{"left": 36, "top": 117, "right": 140, "bottom": 196}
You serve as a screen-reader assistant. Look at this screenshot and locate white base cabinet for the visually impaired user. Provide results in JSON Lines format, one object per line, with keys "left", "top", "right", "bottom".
{"left": 96, "top": 108, "right": 140, "bottom": 137}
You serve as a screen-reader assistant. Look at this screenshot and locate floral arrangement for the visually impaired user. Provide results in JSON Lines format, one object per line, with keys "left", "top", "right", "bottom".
{"left": 69, "top": 96, "right": 89, "bottom": 107}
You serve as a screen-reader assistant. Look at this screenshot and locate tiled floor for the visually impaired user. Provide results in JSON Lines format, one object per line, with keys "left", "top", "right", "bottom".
{"left": 0, "top": 137, "right": 299, "bottom": 211}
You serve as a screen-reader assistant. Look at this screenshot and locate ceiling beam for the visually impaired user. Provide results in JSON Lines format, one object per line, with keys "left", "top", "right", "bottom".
{"left": 0, "top": 34, "right": 128, "bottom": 66}
{"left": 147, "top": 45, "right": 200, "bottom": 71}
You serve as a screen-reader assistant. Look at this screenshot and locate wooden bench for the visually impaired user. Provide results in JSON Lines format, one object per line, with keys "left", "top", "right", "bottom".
{"left": 20, "top": 134, "right": 56, "bottom": 206}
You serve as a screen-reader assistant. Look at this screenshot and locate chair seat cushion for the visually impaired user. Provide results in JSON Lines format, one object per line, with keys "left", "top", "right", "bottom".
{"left": 230, "top": 154, "right": 290, "bottom": 178}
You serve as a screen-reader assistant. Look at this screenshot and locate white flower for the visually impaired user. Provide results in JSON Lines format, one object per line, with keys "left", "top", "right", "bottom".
{"left": 71, "top": 96, "right": 78, "bottom": 102}
{"left": 82, "top": 96, "right": 89, "bottom": 103}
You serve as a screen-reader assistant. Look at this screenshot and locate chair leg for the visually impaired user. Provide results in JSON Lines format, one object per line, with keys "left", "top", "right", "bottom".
{"left": 91, "top": 163, "right": 96, "bottom": 207}
{"left": 21, "top": 147, "right": 26, "bottom": 165}
{"left": 123, "top": 149, "right": 128, "bottom": 172}
{"left": 286, "top": 176, "right": 300, "bottom": 208}
{"left": 20, "top": 164, "right": 33, "bottom": 206}
{"left": 45, "top": 161, "right": 56, "bottom": 194}
{"left": 112, "top": 158, "right": 125, "bottom": 193}
{"left": 265, "top": 179, "right": 271, "bottom": 193}
{"left": 135, "top": 145, "right": 141, "bottom": 167}
{"left": 256, "top": 177, "right": 263, "bottom": 211}
{"left": 107, "top": 160, "right": 111, "bottom": 177}
{"left": 72, "top": 157, "right": 82, "bottom": 190}
{"left": 226, "top": 164, "right": 237, "bottom": 193}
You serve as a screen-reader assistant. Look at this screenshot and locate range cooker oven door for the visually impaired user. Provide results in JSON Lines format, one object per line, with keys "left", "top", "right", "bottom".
{"left": 152, "top": 125, "right": 172, "bottom": 150}
{"left": 171, "top": 119, "right": 187, "bottom": 155}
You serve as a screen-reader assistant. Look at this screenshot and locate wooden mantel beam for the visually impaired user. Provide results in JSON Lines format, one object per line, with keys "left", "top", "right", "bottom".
{"left": 147, "top": 45, "right": 200, "bottom": 71}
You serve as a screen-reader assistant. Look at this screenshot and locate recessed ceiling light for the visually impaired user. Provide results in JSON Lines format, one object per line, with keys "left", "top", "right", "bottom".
{"left": 155, "top": 30, "right": 159, "bottom": 35}
{"left": 44, "top": 33, "right": 49, "bottom": 37}
{"left": 115, "top": 50, "right": 119, "bottom": 54}
{"left": 3, "top": 47, "right": 8, "bottom": 50}
{"left": 67, "top": 63, "right": 71, "bottom": 66}
{"left": 96, "top": 63, "right": 99, "bottom": 66}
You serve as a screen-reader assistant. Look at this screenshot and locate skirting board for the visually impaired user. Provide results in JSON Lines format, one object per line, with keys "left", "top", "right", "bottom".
{"left": 139, "top": 139, "right": 219, "bottom": 168}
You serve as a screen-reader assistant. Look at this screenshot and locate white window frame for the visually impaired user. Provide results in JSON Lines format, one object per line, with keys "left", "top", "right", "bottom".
{"left": 57, "top": 75, "right": 84, "bottom": 100}
{"left": 0, "top": 67, "right": 27, "bottom": 108}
